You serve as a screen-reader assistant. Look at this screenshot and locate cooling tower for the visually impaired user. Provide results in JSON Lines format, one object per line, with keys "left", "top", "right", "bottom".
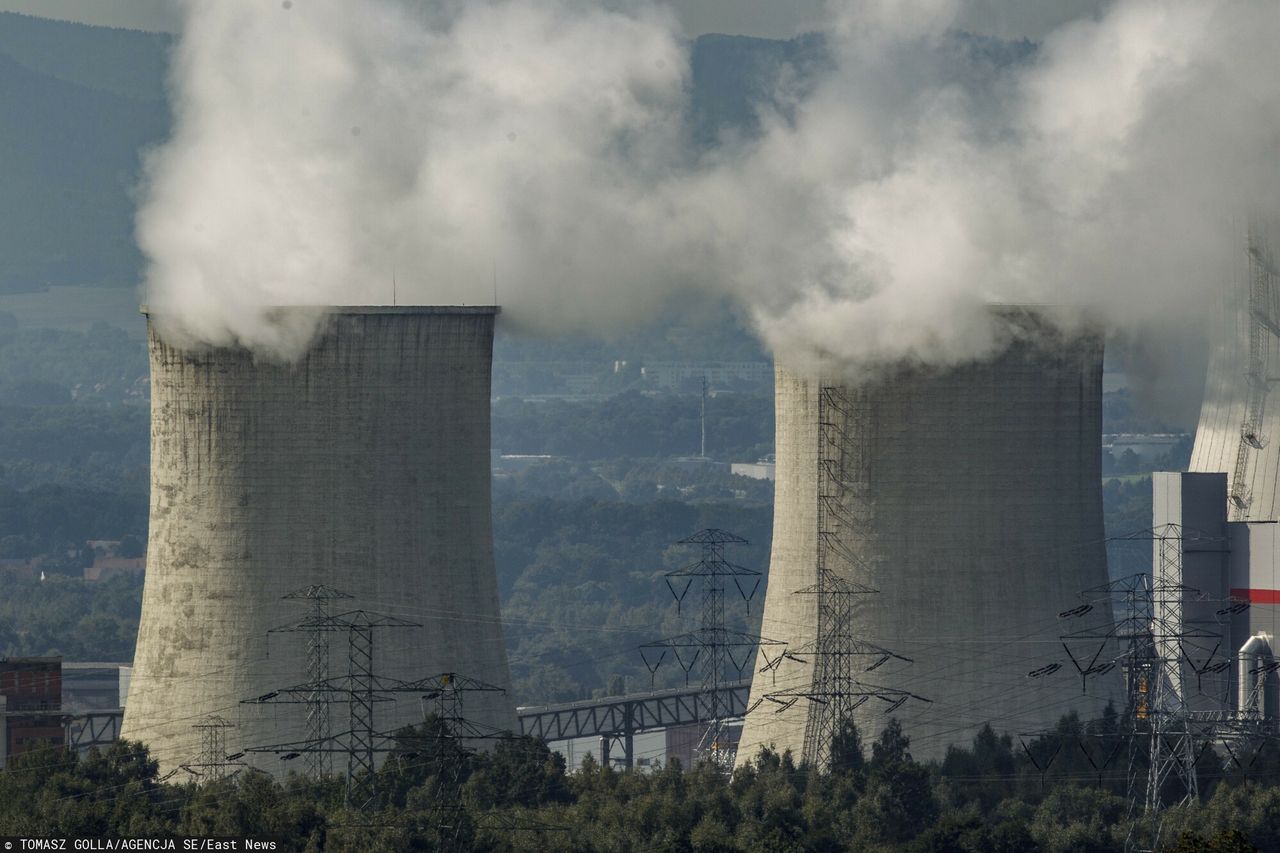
{"left": 1190, "top": 227, "right": 1280, "bottom": 521}
{"left": 738, "top": 308, "right": 1118, "bottom": 766}
{"left": 123, "top": 306, "right": 515, "bottom": 777}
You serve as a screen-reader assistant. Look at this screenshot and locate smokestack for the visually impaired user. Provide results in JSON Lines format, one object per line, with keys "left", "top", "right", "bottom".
{"left": 123, "top": 306, "right": 515, "bottom": 777}
{"left": 738, "top": 307, "right": 1120, "bottom": 765}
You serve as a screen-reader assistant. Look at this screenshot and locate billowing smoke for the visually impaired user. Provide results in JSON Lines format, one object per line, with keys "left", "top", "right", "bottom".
{"left": 138, "top": 0, "right": 695, "bottom": 355}
{"left": 138, "top": 0, "right": 1280, "bottom": 366}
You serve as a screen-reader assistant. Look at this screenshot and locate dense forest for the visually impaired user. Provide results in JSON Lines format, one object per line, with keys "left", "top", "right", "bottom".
{"left": 1, "top": 714, "right": 1274, "bottom": 851}
{"left": 0, "top": 364, "right": 1176, "bottom": 700}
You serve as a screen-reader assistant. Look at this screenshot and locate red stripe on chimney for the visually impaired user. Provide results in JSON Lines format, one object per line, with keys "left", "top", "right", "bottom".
{"left": 1231, "top": 588, "right": 1280, "bottom": 605}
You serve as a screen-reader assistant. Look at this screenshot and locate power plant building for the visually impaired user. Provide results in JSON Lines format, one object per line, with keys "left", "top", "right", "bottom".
{"left": 738, "top": 308, "right": 1119, "bottom": 765}
{"left": 1151, "top": 472, "right": 1280, "bottom": 720}
{"left": 123, "top": 306, "right": 515, "bottom": 777}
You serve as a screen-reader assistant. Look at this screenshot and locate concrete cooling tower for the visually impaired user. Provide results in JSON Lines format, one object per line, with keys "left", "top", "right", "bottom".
{"left": 1190, "top": 226, "right": 1280, "bottom": 521}
{"left": 738, "top": 308, "right": 1119, "bottom": 767}
{"left": 123, "top": 306, "right": 515, "bottom": 778}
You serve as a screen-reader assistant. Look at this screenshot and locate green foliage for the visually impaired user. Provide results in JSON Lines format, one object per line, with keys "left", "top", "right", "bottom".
{"left": 0, "top": 325, "right": 149, "bottom": 410}
{"left": 853, "top": 720, "right": 937, "bottom": 847}
{"left": 1104, "top": 477, "right": 1155, "bottom": 575}
{"left": 491, "top": 391, "right": 773, "bottom": 463}
{"left": 0, "top": 572, "right": 142, "bottom": 661}
{"left": 493, "top": 495, "right": 771, "bottom": 703}
{"left": 0, "top": 483, "right": 147, "bottom": 555}
{"left": 0, "top": 741, "right": 169, "bottom": 838}
{"left": 0, "top": 720, "right": 1275, "bottom": 851}
{"left": 1162, "top": 828, "right": 1260, "bottom": 853}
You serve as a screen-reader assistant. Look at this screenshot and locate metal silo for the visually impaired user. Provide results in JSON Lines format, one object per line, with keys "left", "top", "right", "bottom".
{"left": 122, "top": 306, "right": 515, "bottom": 778}
{"left": 738, "top": 307, "right": 1118, "bottom": 766}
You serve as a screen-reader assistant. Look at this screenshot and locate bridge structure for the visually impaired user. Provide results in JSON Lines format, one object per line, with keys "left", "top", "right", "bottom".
{"left": 50, "top": 682, "right": 752, "bottom": 771}
{"left": 516, "top": 680, "right": 751, "bottom": 769}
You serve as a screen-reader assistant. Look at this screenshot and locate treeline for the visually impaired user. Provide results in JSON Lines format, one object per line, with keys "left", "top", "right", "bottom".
{"left": 491, "top": 391, "right": 774, "bottom": 463}
{"left": 0, "top": 484, "right": 147, "bottom": 559}
{"left": 0, "top": 573, "right": 140, "bottom": 661}
{"left": 0, "top": 321, "right": 148, "bottom": 407}
{"left": 0, "top": 403, "right": 149, "bottom": 494}
{"left": 0, "top": 494, "right": 770, "bottom": 687}
{"left": 1, "top": 716, "right": 1273, "bottom": 851}
{"left": 494, "top": 497, "right": 772, "bottom": 703}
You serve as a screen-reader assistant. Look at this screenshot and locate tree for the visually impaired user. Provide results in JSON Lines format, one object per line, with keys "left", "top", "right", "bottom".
{"left": 852, "top": 719, "right": 937, "bottom": 846}
{"left": 116, "top": 534, "right": 145, "bottom": 558}
{"left": 1163, "top": 829, "right": 1260, "bottom": 853}
{"left": 829, "top": 719, "right": 866, "bottom": 776}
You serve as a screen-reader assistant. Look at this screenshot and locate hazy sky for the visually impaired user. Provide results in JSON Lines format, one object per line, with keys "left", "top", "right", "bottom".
{"left": 0, "top": 0, "right": 1103, "bottom": 39}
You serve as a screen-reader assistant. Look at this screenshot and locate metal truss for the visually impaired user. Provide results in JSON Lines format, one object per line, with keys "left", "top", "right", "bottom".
{"left": 272, "top": 584, "right": 353, "bottom": 779}
{"left": 180, "top": 715, "right": 245, "bottom": 780}
{"left": 756, "top": 384, "right": 924, "bottom": 771}
{"left": 66, "top": 710, "right": 123, "bottom": 752}
{"left": 517, "top": 679, "right": 752, "bottom": 767}
{"left": 1038, "top": 525, "right": 1252, "bottom": 851}
{"left": 245, "top": 604, "right": 421, "bottom": 809}
{"left": 640, "top": 529, "right": 781, "bottom": 771}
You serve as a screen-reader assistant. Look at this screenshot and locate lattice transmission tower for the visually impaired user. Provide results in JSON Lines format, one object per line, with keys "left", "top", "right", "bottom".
{"left": 244, "top": 602, "right": 426, "bottom": 809}
{"left": 1044, "top": 525, "right": 1255, "bottom": 850}
{"left": 752, "top": 385, "right": 926, "bottom": 770}
{"left": 270, "top": 584, "right": 354, "bottom": 779}
{"left": 640, "top": 529, "right": 783, "bottom": 771}
{"left": 180, "top": 715, "right": 245, "bottom": 780}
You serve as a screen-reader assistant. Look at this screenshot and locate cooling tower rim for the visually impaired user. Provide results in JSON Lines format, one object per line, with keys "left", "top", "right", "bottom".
{"left": 139, "top": 304, "right": 500, "bottom": 316}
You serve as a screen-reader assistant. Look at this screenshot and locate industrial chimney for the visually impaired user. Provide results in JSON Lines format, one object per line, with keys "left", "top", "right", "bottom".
{"left": 123, "top": 306, "right": 515, "bottom": 777}
{"left": 738, "top": 307, "right": 1119, "bottom": 767}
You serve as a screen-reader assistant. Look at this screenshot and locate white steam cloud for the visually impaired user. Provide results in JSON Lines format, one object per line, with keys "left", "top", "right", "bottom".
{"left": 138, "top": 0, "right": 1280, "bottom": 366}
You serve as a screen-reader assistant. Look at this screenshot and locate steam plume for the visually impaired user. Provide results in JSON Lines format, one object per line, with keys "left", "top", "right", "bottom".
{"left": 137, "top": 0, "right": 1280, "bottom": 366}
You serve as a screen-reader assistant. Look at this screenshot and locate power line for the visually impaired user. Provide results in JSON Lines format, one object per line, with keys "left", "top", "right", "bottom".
{"left": 639, "top": 529, "right": 781, "bottom": 771}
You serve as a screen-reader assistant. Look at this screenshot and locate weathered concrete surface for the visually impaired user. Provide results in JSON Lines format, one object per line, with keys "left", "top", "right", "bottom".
{"left": 1190, "top": 249, "right": 1280, "bottom": 520}
{"left": 738, "top": 310, "right": 1119, "bottom": 766}
{"left": 123, "top": 307, "right": 516, "bottom": 778}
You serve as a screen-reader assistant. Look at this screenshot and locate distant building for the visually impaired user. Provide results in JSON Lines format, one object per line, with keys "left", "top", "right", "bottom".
{"left": 83, "top": 558, "right": 145, "bottom": 582}
{"left": 669, "top": 456, "right": 728, "bottom": 471}
{"left": 641, "top": 362, "right": 772, "bottom": 390}
{"left": 731, "top": 456, "right": 776, "bottom": 481}
{"left": 0, "top": 657, "right": 64, "bottom": 766}
{"left": 492, "top": 454, "right": 563, "bottom": 474}
{"left": 62, "top": 663, "right": 131, "bottom": 711}
{"left": 1103, "top": 433, "right": 1187, "bottom": 461}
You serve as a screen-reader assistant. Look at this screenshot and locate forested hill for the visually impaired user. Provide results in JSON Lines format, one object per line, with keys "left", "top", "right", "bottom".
{"left": 0, "top": 11, "right": 828, "bottom": 297}
{"left": 0, "top": 14, "right": 169, "bottom": 294}
{"left": 0, "top": 12, "right": 170, "bottom": 100}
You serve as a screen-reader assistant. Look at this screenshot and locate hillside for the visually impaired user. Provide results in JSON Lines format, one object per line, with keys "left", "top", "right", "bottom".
{"left": 0, "top": 12, "right": 170, "bottom": 100}
{"left": 0, "top": 15, "right": 169, "bottom": 294}
{"left": 0, "top": 14, "right": 827, "bottom": 298}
